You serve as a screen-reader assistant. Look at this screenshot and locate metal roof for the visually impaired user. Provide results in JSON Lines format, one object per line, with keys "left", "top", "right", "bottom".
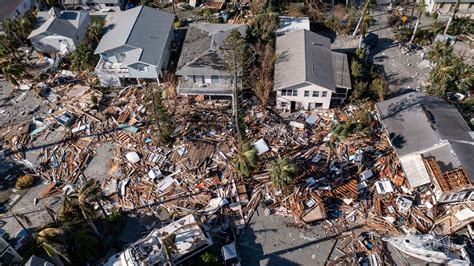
{"left": 176, "top": 23, "right": 247, "bottom": 76}
{"left": 332, "top": 51, "right": 352, "bottom": 90}
{"left": 0, "top": 0, "right": 23, "bottom": 21}
{"left": 376, "top": 92, "right": 474, "bottom": 182}
{"left": 94, "top": 5, "right": 174, "bottom": 66}
{"left": 274, "top": 30, "right": 336, "bottom": 91}
{"left": 28, "top": 8, "right": 89, "bottom": 40}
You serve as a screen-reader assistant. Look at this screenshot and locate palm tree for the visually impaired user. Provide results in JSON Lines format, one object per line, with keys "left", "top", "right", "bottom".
{"left": 232, "top": 141, "right": 258, "bottom": 177}
{"left": 269, "top": 157, "right": 298, "bottom": 190}
{"left": 1, "top": 61, "right": 25, "bottom": 87}
{"left": 352, "top": 0, "right": 372, "bottom": 38}
{"left": 444, "top": 0, "right": 461, "bottom": 35}
{"left": 71, "top": 43, "right": 97, "bottom": 72}
{"left": 86, "top": 20, "right": 104, "bottom": 46}
{"left": 409, "top": 0, "right": 426, "bottom": 44}
{"left": 358, "top": 13, "right": 372, "bottom": 48}
{"left": 429, "top": 59, "right": 454, "bottom": 96}
{"left": 37, "top": 227, "right": 71, "bottom": 265}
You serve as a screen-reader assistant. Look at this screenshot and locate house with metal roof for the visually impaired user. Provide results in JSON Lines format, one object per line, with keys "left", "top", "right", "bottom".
{"left": 28, "top": 8, "right": 91, "bottom": 55}
{"left": 176, "top": 23, "right": 247, "bottom": 97}
{"left": 375, "top": 92, "right": 474, "bottom": 196}
{"left": 0, "top": 0, "right": 35, "bottom": 34}
{"left": 274, "top": 29, "right": 351, "bottom": 111}
{"left": 94, "top": 5, "right": 175, "bottom": 87}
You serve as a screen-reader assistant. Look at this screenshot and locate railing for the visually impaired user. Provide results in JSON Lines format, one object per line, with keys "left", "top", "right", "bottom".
{"left": 177, "top": 80, "right": 233, "bottom": 96}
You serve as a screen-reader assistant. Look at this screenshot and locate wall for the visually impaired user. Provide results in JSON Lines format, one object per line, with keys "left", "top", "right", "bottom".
{"left": 276, "top": 83, "right": 333, "bottom": 110}
{"left": 101, "top": 46, "right": 136, "bottom": 64}
{"left": 128, "top": 63, "right": 159, "bottom": 80}
{"left": 158, "top": 27, "right": 174, "bottom": 70}
{"left": 76, "top": 12, "right": 92, "bottom": 46}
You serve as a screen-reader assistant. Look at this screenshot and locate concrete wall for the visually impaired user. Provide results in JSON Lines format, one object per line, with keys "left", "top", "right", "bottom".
{"left": 276, "top": 83, "right": 333, "bottom": 110}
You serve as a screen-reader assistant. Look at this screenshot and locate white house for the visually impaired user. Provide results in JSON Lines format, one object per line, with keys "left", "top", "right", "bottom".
{"left": 176, "top": 23, "right": 247, "bottom": 97}
{"left": 94, "top": 5, "right": 175, "bottom": 87}
{"left": 63, "top": 0, "right": 126, "bottom": 11}
{"left": 274, "top": 30, "right": 351, "bottom": 111}
{"left": 424, "top": 0, "right": 473, "bottom": 18}
{"left": 28, "top": 8, "right": 91, "bottom": 55}
{"left": 0, "top": 0, "right": 36, "bottom": 34}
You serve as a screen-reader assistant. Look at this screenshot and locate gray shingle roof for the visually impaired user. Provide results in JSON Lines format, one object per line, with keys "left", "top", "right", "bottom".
{"left": 376, "top": 92, "right": 474, "bottom": 182}
{"left": 274, "top": 30, "right": 336, "bottom": 91}
{"left": 28, "top": 8, "right": 88, "bottom": 40}
{"left": 176, "top": 23, "right": 247, "bottom": 76}
{"left": 0, "top": 0, "right": 23, "bottom": 21}
{"left": 94, "top": 5, "right": 174, "bottom": 66}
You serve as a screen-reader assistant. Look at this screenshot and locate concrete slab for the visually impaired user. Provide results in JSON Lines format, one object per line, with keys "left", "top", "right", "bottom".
{"left": 83, "top": 141, "right": 114, "bottom": 182}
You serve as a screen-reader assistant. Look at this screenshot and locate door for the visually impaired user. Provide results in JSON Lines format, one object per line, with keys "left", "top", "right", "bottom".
{"left": 290, "top": 101, "right": 296, "bottom": 112}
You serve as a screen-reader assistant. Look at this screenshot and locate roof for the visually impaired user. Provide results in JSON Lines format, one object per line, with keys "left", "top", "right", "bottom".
{"left": 28, "top": 8, "right": 89, "bottom": 40}
{"left": 434, "top": 0, "right": 474, "bottom": 2}
{"left": 275, "top": 16, "right": 310, "bottom": 35}
{"left": 274, "top": 30, "right": 336, "bottom": 91}
{"left": 25, "top": 255, "right": 54, "bottom": 266}
{"left": 176, "top": 23, "right": 247, "bottom": 76}
{"left": 94, "top": 5, "right": 175, "bottom": 66}
{"left": 400, "top": 154, "right": 431, "bottom": 188}
{"left": 376, "top": 92, "right": 474, "bottom": 184}
{"left": 332, "top": 51, "right": 352, "bottom": 89}
{"left": 0, "top": 0, "right": 23, "bottom": 21}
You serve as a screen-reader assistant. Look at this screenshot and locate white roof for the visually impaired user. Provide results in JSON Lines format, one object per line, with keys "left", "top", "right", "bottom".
{"left": 275, "top": 16, "right": 310, "bottom": 35}
{"left": 400, "top": 154, "right": 431, "bottom": 188}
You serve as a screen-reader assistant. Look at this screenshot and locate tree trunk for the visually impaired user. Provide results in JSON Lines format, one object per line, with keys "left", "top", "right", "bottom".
{"left": 96, "top": 198, "right": 108, "bottom": 218}
{"left": 87, "top": 219, "right": 101, "bottom": 237}
{"left": 172, "top": 0, "right": 176, "bottom": 16}
{"left": 359, "top": 34, "right": 363, "bottom": 48}
{"left": 409, "top": 17, "right": 420, "bottom": 44}
{"left": 352, "top": 1, "right": 371, "bottom": 37}
{"left": 444, "top": 0, "right": 460, "bottom": 35}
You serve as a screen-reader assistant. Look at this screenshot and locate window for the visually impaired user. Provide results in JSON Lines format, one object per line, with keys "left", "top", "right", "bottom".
{"left": 105, "top": 3, "right": 115, "bottom": 7}
{"left": 292, "top": 90, "right": 297, "bottom": 96}
{"left": 137, "top": 64, "right": 147, "bottom": 72}
{"left": 304, "top": 91, "right": 310, "bottom": 97}
{"left": 313, "top": 91, "right": 319, "bottom": 97}
{"left": 281, "top": 90, "right": 286, "bottom": 96}
{"left": 211, "top": 75, "right": 219, "bottom": 84}
{"left": 117, "top": 53, "right": 126, "bottom": 63}
{"left": 194, "top": 75, "right": 204, "bottom": 83}
{"left": 308, "top": 103, "right": 315, "bottom": 109}
{"left": 322, "top": 91, "right": 328, "bottom": 97}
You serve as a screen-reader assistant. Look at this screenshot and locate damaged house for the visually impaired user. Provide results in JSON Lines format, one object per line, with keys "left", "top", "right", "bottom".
{"left": 28, "top": 8, "right": 91, "bottom": 55}
{"left": 376, "top": 92, "right": 474, "bottom": 199}
{"left": 176, "top": 23, "right": 247, "bottom": 98}
{"left": 94, "top": 5, "right": 175, "bottom": 87}
{"left": 103, "top": 214, "right": 213, "bottom": 265}
{"left": 274, "top": 29, "right": 352, "bottom": 111}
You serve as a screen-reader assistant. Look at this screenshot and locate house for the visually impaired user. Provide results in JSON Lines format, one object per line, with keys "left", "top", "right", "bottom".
{"left": 63, "top": 0, "right": 126, "bottom": 11}
{"left": 94, "top": 5, "right": 175, "bottom": 87}
{"left": 275, "top": 16, "right": 310, "bottom": 36}
{"left": 274, "top": 30, "right": 352, "bottom": 111}
{"left": 176, "top": 23, "right": 247, "bottom": 98}
{"left": 0, "top": 0, "right": 36, "bottom": 33}
{"left": 28, "top": 8, "right": 91, "bottom": 55}
{"left": 375, "top": 92, "right": 474, "bottom": 196}
{"left": 0, "top": 229, "right": 23, "bottom": 264}
{"left": 103, "top": 215, "right": 213, "bottom": 265}
{"left": 424, "top": 0, "right": 473, "bottom": 19}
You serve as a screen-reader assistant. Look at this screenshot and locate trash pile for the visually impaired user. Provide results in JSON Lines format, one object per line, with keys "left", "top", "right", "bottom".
{"left": 1, "top": 81, "right": 472, "bottom": 264}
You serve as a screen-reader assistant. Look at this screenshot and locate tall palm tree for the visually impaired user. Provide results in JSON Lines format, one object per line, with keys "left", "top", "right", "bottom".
{"left": 86, "top": 20, "right": 104, "bottom": 46}
{"left": 430, "top": 59, "right": 454, "bottom": 96}
{"left": 358, "top": 13, "right": 372, "bottom": 48}
{"left": 409, "top": 0, "right": 426, "bottom": 44}
{"left": 232, "top": 141, "right": 258, "bottom": 177}
{"left": 444, "top": 0, "right": 461, "bottom": 35}
{"left": 269, "top": 157, "right": 298, "bottom": 190}
{"left": 37, "top": 227, "right": 71, "bottom": 265}
{"left": 352, "top": 0, "right": 372, "bottom": 38}
{"left": 1, "top": 61, "right": 25, "bottom": 87}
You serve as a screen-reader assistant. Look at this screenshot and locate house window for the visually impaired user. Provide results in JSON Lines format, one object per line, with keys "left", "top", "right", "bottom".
{"left": 117, "top": 53, "right": 126, "bottom": 63}
{"left": 313, "top": 91, "right": 319, "bottom": 97}
{"left": 304, "top": 91, "right": 310, "bottom": 97}
{"left": 322, "top": 91, "right": 328, "bottom": 97}
{"left": 308, "top": 103, "right": 315, "bottom": 109}
{"left": 211, "top": 75, "right": 219, "bottom": 84}
{"left": 292, "top": 90, "right": 297, "bottom": 96}
{"left": 137, "top": 64, "right": 147, "bottom": 72}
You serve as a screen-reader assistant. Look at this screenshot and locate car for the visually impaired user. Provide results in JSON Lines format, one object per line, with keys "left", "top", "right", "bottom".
{"left": 361, "top": 32, "right": 379, "bottom": 50}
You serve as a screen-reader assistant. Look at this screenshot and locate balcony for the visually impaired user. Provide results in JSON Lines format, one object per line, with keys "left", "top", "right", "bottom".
{"left": 177, "top": 79, "right": 234, "bottom": 96}
{"left": 95, "top": 58, "right": 129, "bottom": 78}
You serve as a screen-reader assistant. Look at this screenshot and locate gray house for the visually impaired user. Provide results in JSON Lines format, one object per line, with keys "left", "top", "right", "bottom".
{"left": 176, "top": 23, "right": 247, "bottom": 97}
{"left": 94, "top": 5, "right": 175, "bottom": 87}
{"left": 274, "top": 30, "right": 351, "bottom": 111}
{"left": 0, "top": 0, "right": 36, "bottom": 34}
{"left": 28, "top": 8, "right": 91, "bottom": 55}
{"left": 376, "top": 92, "right": 474, "bottom": 192}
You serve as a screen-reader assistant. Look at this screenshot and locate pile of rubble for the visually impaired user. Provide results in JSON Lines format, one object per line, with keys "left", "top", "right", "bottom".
{"left": 1, "top": 80, "right": 472, "bottom": 264}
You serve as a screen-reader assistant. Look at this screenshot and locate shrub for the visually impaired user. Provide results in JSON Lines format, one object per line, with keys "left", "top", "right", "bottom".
{"left": 16, "top": 175, "right": 34, "bottom": 189}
